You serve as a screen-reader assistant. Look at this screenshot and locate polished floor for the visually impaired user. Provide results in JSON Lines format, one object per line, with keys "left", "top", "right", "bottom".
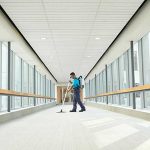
{"left": 0, "top": 105, "right": 150, "bottom": 150}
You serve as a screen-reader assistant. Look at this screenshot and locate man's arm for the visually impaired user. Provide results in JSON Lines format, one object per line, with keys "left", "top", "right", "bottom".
{"left": 67, "top": 85, "right": 73, "bottom": 93}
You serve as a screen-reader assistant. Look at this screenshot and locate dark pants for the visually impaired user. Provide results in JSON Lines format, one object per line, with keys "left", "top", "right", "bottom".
{"left": 72, "top": 88, "right": 85, "bottom": 110}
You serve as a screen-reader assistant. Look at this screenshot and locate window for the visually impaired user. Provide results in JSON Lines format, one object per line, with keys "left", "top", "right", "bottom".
{"left": 133, "top": 42, "right": 143, "bottom": 109}
{"left": 14, "top": 55, "right": 22, "bottom": 109}
{"left": 119, "top": 51, "right": 130, "bottom": 106}
{"left": 102, "top": 70, "right": 106, "bottom": 103}
{"left": 1, "top": 42, "right": 8, "bottom": 89}
{"left": 51, "top": 82, "right": 55, "bottom": 102}
{"left": 93, "top": 77, "right": 96, "bottom": 101}
{"left": 96, "top": 74, "right": 99, "bottom": 102}
{"left": 0, "top": 42, "right": 8, "bottom": 112}
{"left": 38, "top": 73, "right": 41, "bottom": 104}
{"left": 22, "top": 61, "right": 29, "bottom": 107}
{"left": 0, "top": 41, "right": 56, "bottom": 112}
{"left": 142, "top": 33, "right": 150, "bottom": 109}
{"left": 99, "top": 72, "right": 103, "bottom": 103}
{"left": 107, "top": 65, "right": 113, "bottom": 104}
{"left": 85, "top": 82, "right": 89, "bottom": 97}
{"left": 29, "top": 66, "right": 34, "bottom": 106}
{"left": 112, "top": 60, "right": 119, "bottom": 104}
{"left": 84, "top": 32, "right": 150, "bottom": 111}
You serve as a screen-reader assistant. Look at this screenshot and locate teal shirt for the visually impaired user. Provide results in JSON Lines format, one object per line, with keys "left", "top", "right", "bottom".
{"left": 72, "top": 78, "right": 79, "bottom": 89}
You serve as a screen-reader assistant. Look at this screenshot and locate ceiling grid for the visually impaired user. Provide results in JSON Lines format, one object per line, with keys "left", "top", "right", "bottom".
{"left": 0, "top": 0, "right": 144, "bottom": 82}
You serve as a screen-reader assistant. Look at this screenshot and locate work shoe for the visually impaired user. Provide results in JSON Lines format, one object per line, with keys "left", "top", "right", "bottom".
{"left": 79, "top": 109, "right": 86, "bottom": 112}
{"left": 70, "top": 110, "right": 76, "bottom": 112}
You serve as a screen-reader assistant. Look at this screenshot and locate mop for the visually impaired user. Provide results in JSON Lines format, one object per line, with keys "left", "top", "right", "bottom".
{"left": 57, "top": 82, "right": 70, "bottom": 113}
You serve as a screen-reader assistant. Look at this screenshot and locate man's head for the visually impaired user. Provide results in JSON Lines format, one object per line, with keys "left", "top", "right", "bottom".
{"left": 70, "top": 72, "right": 76, "bottom": 79}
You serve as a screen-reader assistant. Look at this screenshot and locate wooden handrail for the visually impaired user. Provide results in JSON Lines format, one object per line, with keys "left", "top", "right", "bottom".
{"left": 0, "top": 89, "right": 56, "bottom": 99}
{"left": 84, "top": 84, "right": 150, "bottom": 99}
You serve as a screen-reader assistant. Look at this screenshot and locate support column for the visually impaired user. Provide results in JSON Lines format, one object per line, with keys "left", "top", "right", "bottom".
{"left": 44, "top": 75, "right": 47, "bottom": 103}
{"left": 33, "top": 65, "right": 36, "bottom": 106}
{"left": 117, "top": 58, "right": 121, "bottom": 105}
{"left": 95, "top": 74, "right": 97, "bottom": 102}
{"left": 105, "top": 64, "right": 108, "bottom": 104}
{"left": 20, "top": 59, "right": 23, "bottom": 107}
{"left": 130, "top": 41, "right": 136, "bottom": 109}
{"left": 89, "top": 80, "right": 90, "bottom": 99}
{"left": 8, "top": 42, "right": 11, "bottom": 112}
{"left": 50, "top": 80, "right": 51, "bottom": 102}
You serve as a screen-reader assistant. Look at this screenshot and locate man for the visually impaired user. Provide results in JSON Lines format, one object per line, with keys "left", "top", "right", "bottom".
{"left": 67, "top": 72, "right": 86, "bottom": 112}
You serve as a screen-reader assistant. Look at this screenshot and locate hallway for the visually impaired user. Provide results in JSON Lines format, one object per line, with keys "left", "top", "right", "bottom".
{"left": 0, "top": 105, "right": 150, "bottom": 150}
{"left": 0, "top": 1, "right": 150, "bottom": 150}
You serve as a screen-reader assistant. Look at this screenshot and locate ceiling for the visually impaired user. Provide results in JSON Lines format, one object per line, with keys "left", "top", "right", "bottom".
{"left": 0, "top": 0, "right": 144, "bottom": 82}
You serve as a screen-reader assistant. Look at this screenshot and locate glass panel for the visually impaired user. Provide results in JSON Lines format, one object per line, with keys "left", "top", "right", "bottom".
{"left": 38, "top": 73, "right": 41, "bottom": 104}
{"left": 35, "top": 71, "right": 38, "bottom": 105}
{"left": 119, "top": 52, "right": 130, "bottom": 106}
{"left": 102, "top": 70, "right": 106, "bottom": 103}
{"left": 93, "top": 77, "right": 96, "bottom": 101}
{"left": 0, "top": 96, "right": 8, "bottom": 112}
{"left": 128, "top": 48, "right": 133, "bottom": 107}
{"left": 22, "top": 61, "right": 29, "bottom": 107}
{"left": 53, "top": 83, "right": 55, "bottom": 101}
{"left": 0, "top": 42, "right": 8, "bottom": 112}
{"left": 29, "top": 66, "right": 34, "bottom": 106}
{"left": 96, "top": 74, "right": 99, "bottom": 102}
{"left": 46, "top": 79, "right": 50, "bottom": 103}
{"left": 2, "top": 42, "right": 8, "bottom": 89}
{"left": 107, "top": 65, "right": 113, "bottom": 104}
{"left": 134, "top": 42, "right": 143, "bottom": 109}
{"left": 142, "top": 33, "right": 150, "bottom": 109}
{"left": 98, "top": 72, "right": 103, "bottom": 103}
{"left": 14, "top": 55, "right": 22, "bottom": 109}
{"left": 85, "top": 82, "right": 89, "bottom": 97}
{"left": 112, "top": 60, "right": 119, "bottom": 104}
{"left": 29, "top": 66, "right": 34, "bottom": 94}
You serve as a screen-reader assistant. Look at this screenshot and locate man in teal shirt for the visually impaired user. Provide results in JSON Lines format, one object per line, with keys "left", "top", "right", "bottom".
{"left": 67, "top": 72, "right": 86, "bottom": 112}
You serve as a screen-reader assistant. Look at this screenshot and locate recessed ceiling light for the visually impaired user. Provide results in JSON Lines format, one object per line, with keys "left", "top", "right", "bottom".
{"left": 41, "top": 37, "right": 46, "bottom": 40}
{"left": 87, "top": 56, "right": 91, "bottom": 58}
{"left": 95, "top": 37, "right": 100, "bottom": 40}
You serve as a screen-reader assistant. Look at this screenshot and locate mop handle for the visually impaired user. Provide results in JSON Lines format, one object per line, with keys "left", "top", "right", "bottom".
{"left": 62, "top": 82, "right": 70, "bottom": 108}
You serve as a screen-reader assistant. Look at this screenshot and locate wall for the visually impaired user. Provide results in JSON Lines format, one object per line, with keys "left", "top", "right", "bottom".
{"left": 0, "top": 9, "right": 56, "bottom": 83}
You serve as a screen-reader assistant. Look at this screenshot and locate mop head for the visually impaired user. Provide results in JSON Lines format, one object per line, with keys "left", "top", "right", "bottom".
{"left": 56, "top": 109, "right": 66, "bottom": 113}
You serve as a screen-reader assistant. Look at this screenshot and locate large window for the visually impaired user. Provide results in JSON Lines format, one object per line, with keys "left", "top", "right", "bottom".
{"left": 22, "top": 61, "right": 29, "bottom": 107}
{"left": 14, "top": 55, "right": 22, "bottom": 109}
{"left": 38, "top": 72, "right": 41, "bottom": 104}
{"left": 92, "top": 78, "right": 95, "bottom": 101}
{"left": 85, "top": 82, "right": 89, "bottom": 97}
{"left": 107, "top": 65, "right": 113, "bottom": 104}
{"left": 29, "top": 66, "right": 34, "bottom": 106}
{"left": 0, "top": 41, "right": 56, "bottom": 113}
{"left": 119, "top": 51, "right": 130, "bottom": 106}
{"left": 1, "top": 42, "right": 8, "bottom": 89}
{"left": 98, "top": 72, "right": 103, "bottom": 103}
{"left": 102, "top": 70, "right": 106, "bottom": 103}
{"left": 0, "top": 42, "right": 8, "bottom": 112}
{"left": 142, "top": 33, "right": 150, "bottom": 109}
{"left": 85, "top": 32, "right": 150, "bottom": 111}
{"left": 51, "top": 82, "right": 56, "bottom": 102}
{"left": 112, "top": 60, "right": 119, "bottom": 104}
{"left": 96, "top": 74, "right": 100, "bottom": 102}
{"left": 133, "top": 42, "right": 143, "bottom": 109}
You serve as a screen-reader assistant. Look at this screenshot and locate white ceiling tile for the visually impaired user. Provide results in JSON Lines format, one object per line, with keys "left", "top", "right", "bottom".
{"left": 0, "top": 0, "right": 144, "bottom": 82}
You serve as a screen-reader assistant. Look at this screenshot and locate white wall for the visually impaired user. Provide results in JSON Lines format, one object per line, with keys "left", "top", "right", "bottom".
{"left": 0, "top": 10, "right": 56, "bottom": 84}
{"left": 85, "top": 0, "right": 150, "bottom": 82}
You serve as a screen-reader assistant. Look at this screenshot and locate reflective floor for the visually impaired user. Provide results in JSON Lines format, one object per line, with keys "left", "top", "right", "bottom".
{"left": 0, "top": 105, "right": 150, "bottom": 150}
